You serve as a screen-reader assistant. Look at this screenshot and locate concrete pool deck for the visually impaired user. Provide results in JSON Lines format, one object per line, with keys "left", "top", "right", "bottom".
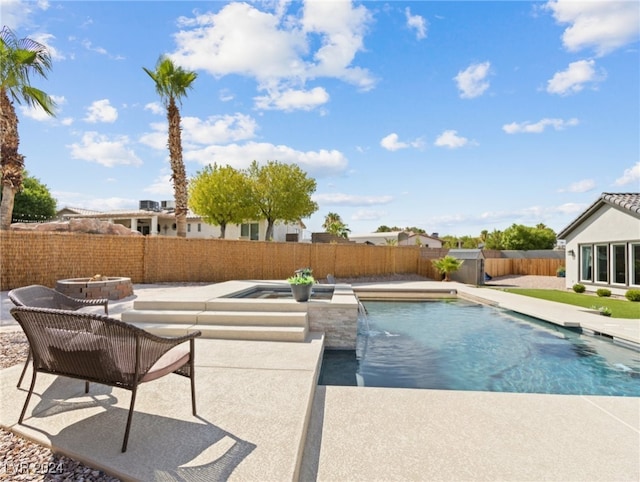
{"left": 1, "top": 281, "right": 639, "bottom": 481}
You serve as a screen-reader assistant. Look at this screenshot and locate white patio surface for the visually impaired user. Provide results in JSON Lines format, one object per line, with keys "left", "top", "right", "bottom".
{"left": 1, "top": 282, "right": 638, "bottom": 481}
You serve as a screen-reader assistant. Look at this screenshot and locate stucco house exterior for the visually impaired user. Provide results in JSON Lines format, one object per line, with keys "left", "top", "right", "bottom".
{"left": 348, "top": 231, "right": 442, "bottom": 248}
{"left": 58, "top": 200, "right": 305, "bottom": 242}
{"left": 557, "top": 192, "right": 640, "bottom": 296}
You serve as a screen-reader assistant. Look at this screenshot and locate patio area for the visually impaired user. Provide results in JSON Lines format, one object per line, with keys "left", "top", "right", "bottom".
{"left": 1, "top": 280, "right": 638, "bottom": 481}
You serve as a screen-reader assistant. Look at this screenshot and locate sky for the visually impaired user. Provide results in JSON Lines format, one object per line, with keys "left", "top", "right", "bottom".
{"left": 2, "top": 0, "right": 639, "bottom": 239}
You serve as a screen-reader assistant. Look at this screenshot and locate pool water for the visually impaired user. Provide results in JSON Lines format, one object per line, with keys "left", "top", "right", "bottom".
{"left": 319, "top": 300, "right": 640, "bottom": 396}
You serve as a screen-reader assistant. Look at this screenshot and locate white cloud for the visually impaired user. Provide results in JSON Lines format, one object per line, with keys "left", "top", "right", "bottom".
{"left": 144, "top": 102, "right": 164, "bottom": 115}
{"left": 454, "top": 61, "right": 491, "bottom": 99}
{"left": 544, "top": 0, "right": 640, "bottom": 56}
{"left": 0, "top": 0, "right": 49, "bottom": 30}
{"left": 614, "top": 162, "right": 640, "bottom": 186}
{"left": 141, "top": 113, "right": 259, "bottom": 151}
{"left": 254, "top": 86, "right": 330, "bottom": 111}
{"left": 84, "top": 99, "right": 118, "bottom": 123}
{"left": 558, "top": 179, "right": 596, "bottom": 193}
{"left": 434, "top": 130, "right": 468, "bottom": 149}
{"left": 546, "top": 59, "right": 605, "bottom": 95}
{"left": 170, "top": 1, "right": 375, "bottom": 112}
{"left": 380, "top": 133, "right": 407, "bottom": 151}
{"left": 380, "top": 133, "right": 423, "bottom": 151}
{"left": 184, "top": 142, "right": 348, "bottom": 177}
{"left": 68, "top": 131, "right": 143, "bottom": 167}
{"left": 405, "top": 7, "right": 427, "bottom": 40}
{"left": 313, "top": 193, "right": 393, "bottom": 206}
{"left": 144, "top": 174, "right": 174, "bottom": 196}
{"left": 351, "top": 209, "right": 388, "bottom": 221}
{"left": 503, "top": 117, "right": 579, "bottom": 134}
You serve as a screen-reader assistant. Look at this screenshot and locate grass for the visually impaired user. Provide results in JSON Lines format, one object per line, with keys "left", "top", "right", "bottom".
{"left": 498, "top": 289, "right": 640, "bottom": 319}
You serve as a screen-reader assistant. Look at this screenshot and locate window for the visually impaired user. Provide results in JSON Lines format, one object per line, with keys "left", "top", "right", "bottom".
{"left": 632, "top": 244, "right": 640, "bottom": 286}
{"left": 612, "top": 244, "right": 626, "bottom": 284}
{"left": 198, "top": 223, "right": 201, "bottom": 232}
{"left": 187, "top": 224, "right": 191, "bottom": 233}
{"left": 241, "top": 223, "right": 259, "bottom": 240}
{"left": 580, "top": 245, "right": 592, "bottom": 282}
{"left": 595, "top": 245, "right": 608, "bottom": 283}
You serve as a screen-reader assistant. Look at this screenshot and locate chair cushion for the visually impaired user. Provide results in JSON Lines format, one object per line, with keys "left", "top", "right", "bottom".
{"left": 141, "top": 344, "right": 190, "bottom": 383}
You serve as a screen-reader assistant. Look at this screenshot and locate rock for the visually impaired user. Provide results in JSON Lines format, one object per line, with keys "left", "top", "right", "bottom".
{"left": 10, "top": 219, "right": 142, "bottom": 236}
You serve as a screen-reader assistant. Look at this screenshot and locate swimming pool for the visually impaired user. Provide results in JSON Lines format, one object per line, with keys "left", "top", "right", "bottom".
{"left": 318, "top": 300, "right": 640, "bottom": 396}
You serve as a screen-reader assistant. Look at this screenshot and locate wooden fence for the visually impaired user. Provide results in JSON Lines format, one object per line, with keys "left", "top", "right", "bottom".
{"left": 0, "top": 231, "right": 565, "bottom": 290}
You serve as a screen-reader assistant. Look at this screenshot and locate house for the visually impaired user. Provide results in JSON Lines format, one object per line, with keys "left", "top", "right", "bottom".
{"left": 58, "top": 200, "right": 306, "bottom": 242}
{"left": 557, "top": 192, "right": 640, "bottom": 296}
{"left": 348, "top": 231, "right": 443, "bottom": 248}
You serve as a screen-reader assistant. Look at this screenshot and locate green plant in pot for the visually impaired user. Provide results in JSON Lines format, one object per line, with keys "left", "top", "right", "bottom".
{"left": 287, "top": 268, "right": 315, "bottom": 302}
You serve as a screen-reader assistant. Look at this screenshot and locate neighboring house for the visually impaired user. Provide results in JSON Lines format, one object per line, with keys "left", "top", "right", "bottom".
{"left": 58, "top": 200, "right": 305, "bottom": 242}
{"left": 557, "top": 192, "right": 640, "bottom": 296}
{"left": 349, "top": 231, "right": 443, "bottom": 248}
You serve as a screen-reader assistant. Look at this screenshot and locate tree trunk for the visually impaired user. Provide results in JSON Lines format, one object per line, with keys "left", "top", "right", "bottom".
{"left": 265, "top": 220, "right": 274, "bottom": 241}
{"left": 0, "top": 90, "right": 24, "bottom": 230}
{"left": 167, "top": 98, "right": 188, "bottom": 238}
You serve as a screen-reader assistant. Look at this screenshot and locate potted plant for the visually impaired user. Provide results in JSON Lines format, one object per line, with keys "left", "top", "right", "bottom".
{"left": 556, "top": 266, "right": 566, "bottom": 278}
{"left": 287, "top": 267, "right": 315, "bottom": 302}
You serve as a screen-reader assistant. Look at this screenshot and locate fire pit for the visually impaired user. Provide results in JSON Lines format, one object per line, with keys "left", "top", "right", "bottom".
{"left": 56, "top": 276, "right": 134, "bottom": 300}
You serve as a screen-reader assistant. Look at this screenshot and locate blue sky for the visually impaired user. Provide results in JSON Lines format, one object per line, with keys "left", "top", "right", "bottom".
{"left": 3, "top": 0, "right": 639, "bottom": 238}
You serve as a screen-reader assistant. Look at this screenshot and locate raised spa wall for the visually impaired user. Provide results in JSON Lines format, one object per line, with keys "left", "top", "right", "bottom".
{"left": 308, "top": 284, "right": 360, "bottom": 349}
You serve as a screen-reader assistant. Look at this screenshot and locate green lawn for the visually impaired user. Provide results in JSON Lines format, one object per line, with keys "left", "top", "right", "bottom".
{"left": 498, "top": 289, "right": 640, "bottom": 319}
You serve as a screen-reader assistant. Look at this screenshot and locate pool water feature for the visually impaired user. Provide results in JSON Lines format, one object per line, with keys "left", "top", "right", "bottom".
{"left": 319, "top": 299, "right": 640, "bottom": 396}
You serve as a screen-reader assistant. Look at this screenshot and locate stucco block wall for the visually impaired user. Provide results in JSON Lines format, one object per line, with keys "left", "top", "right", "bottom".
{"left": 563, "top": 204, "right": 640, "bottom": 294}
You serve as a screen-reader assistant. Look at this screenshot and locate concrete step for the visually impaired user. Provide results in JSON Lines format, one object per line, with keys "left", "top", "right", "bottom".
{"left": 133, "top": 298, "right": 309, "bottom": 312}
{"left": 197, "top": 311, "right": 307, "bottom": 326}
{"left": 122, "top": 310, "right": 307, "bottom": 327}
{"left": 130, "top": 322, "right": 308, "bottom": 342}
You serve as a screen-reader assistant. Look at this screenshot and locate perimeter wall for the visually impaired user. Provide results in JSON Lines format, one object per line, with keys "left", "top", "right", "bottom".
{"left": 0, "top": 231, "right": 564, "bottom": 290}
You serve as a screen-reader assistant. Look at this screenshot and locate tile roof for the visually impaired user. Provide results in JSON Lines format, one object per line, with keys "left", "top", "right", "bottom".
{"left": 601, "top": 192, "right": 640, "bottom": 214}
{"left": 557, "top": 192, "right": 640, "bottom": 239}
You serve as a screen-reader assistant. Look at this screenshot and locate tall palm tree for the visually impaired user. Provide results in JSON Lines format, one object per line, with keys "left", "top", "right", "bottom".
{"left": 143, "top": 56, "right": 196, "bottom": 238}
{"left": 0, "top": 26, "right": 56, "bottom": 230}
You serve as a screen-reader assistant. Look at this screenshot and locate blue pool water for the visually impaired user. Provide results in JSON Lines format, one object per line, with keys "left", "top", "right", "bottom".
{"left": 319, "top": 300, "right": 640, "bottom": 396}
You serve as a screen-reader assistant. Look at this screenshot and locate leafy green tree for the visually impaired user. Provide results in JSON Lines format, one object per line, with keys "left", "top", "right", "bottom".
{"left": 484, "top": 229, "right": 504, "bottom": 250}
{"left": 247, "top": 160, "right": 318, "bottom": 241}
{"left": 376, "top": 225, "right": 393, "bottom": 232}
{"left": 501, "top": 223, "right": 556, "bottom": 250}
{"left": 0, "top": 26, "right": 56, "bottom": 230}
{"left": 188, "top": 164, "right": 253, "bottom": 239}
{"left": 432, "top": 255, "right": 464, "bottom": 281}
{"left": 322, "top": 212, "right": 343, "bottom": 229}
{"left": 9, "top": 171, "right": 56, "bottom": 222}
{"left": 143, "top": 56, "right": 197, "bottom": 238}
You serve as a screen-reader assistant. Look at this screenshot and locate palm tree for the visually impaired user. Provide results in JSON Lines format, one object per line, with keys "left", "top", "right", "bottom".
{"left": 322, "top": 212, "right": 343, "bottom": 230}
{"left": 143, "top": 56, "right": 196, "bottom": 238}
{"left": 0, "top": 26, "right": 56, "bottom": 230}
{"left": 432, "top": 255, "right": 464, "bottom": 281}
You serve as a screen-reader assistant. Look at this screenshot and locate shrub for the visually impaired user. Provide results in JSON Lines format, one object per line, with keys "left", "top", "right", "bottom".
{"left": 596, "top": 288, "right": 611, "bottom": 297}
{"left": 625, "top": 289, "right": 640, "bottom": 302}
{"left": 573, "top": 283, "right": 586, "bottom": 293}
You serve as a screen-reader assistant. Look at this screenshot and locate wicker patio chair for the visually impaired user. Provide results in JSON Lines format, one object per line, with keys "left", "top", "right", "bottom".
{"left": 10, "top": 306, "right": 202, "bottom": 452}
{"left": 8, "top": 285, "right": 109, "bottom": 389}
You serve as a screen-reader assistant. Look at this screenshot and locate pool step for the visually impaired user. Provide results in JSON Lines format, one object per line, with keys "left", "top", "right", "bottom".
{"left": 121, "top": 304, "right": 309, "bottom": 342}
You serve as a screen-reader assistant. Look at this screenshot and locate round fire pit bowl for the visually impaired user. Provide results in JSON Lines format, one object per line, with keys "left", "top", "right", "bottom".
{"left": 56, "top": 277, "right": 134, "bottom": 301}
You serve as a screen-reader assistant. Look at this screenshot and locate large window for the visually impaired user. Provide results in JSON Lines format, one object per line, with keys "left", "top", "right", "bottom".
{"left": 241, "top": 223, "right": 259, "bottom": 240}
{"left": 595, "top": 245, "right": 608, "bottom": 283}
{"left": 632, "top": 244, "right": 640, "bottom": 286}
{"left": 580, "top": 245, "right": 593, "bottom": 281}
{"left": 612, "top": 244, "right": 626, "bottom": 285}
